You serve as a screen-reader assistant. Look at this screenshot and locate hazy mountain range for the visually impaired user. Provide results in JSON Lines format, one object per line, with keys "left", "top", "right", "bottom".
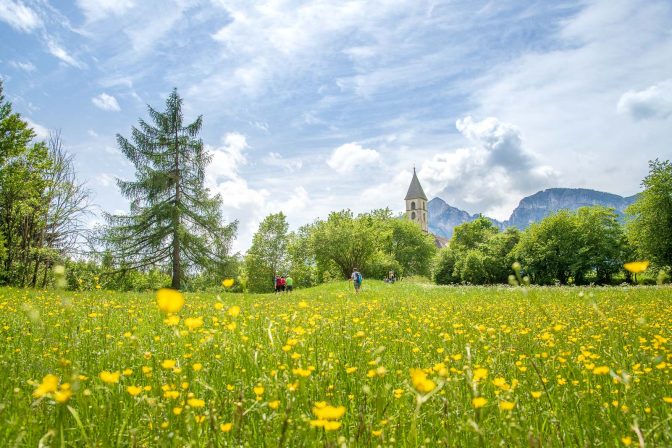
{"left": 428, "top": 188, "right": 638, "bottom": 239}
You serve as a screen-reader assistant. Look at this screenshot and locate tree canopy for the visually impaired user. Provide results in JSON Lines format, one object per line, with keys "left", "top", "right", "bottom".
{"left": 626, "top": 159, "right": 672, "bottom": 268}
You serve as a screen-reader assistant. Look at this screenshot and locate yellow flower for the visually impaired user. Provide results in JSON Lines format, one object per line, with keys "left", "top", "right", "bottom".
{"left": 499, "top": 400, "right": 515, "bottom": 411}
{"left": 194, "top": 415, "right": 206, "bottom": 423}
{"left": 292, "top": 368, "right": 312, "bottom": 377}
{"left": 163, "top": 390, "right": 180, "bottom": 399}
{"left": 346, "top": 367, "right": 357, "bottom": 374}
{"left": 472, "top": 397, "right": 488, "bottom": 408}
{"left": 663, "top": 397, "right": 672, "bottom": 404}
{"left": 592, "top": 366, "right": 610, "bottom": 375}
{"left": 173, "top": 407, "right": 183, "bottom": 415}
{"left": 220, "top": 422, "right": 233, "bottom": 432}
{"left": 372, "top": 429, "right": 383, "bottom": 437}
{"left": 253, "top": 385, "right": 265, "bottom": 396}
{"left": 192, "top": 363, "right": 203, "bottom": 372}
{"left": 184, "top": 317, "right": 204, "bottom": 331}
{"left": 127, "top": 386, "right": 142, "bottom": 397}
{"left": 531, "top": 391, "right": 542, "bottom": 399}
{"left": 156, "top": 288, "right": 184, "bottom": 313}
{"left": 410, "top": 368, "right": 436, "bottom": 394}
{"left": 310, "top": 420, "right": 342, "bottom": 431}
{"left": 312, "top": 403, "right": 345, "bottom": 420}
{"left": 473, "top": 368, "right": 488, "bottom": 382}
{"left": 269, "top": 400, "right": 280, "bottom": 410}
{"left": 187, "top": 398, "right": 205, "bottom": 408}
{"left": 54, "top": 388, "right": 72, "bottom": 403}
{"left": 161, "top": 359, "right": 176, "bottom": 370}
{"left": 164, "top": 315, "right": 180, "bottom": 326}
{"left": 227, "top": 305, "right": 241, "bottom": 317}
{"left": 99, "top": 371, "right": 120, "bottom": 384}
{"left": 122, "top": 368, "right": 133, "bottom": 376}
{"left": 323, "top": 421, "right": 342, "bottom": 431}
{"left": 623, "top": 261, "right": 649, "bottom": 274}
{"left": 214, "top": 303, "right": 224, "bottom": 310}
{"left": 492, "top": 377, "right": 507, "bottom": 388}
{"left": 222, "top": 278, "right": 234, "bottom": 288}
{"left": 621, "top": 436, "right": 632, "bottom": 446}
{"left": 33, "top": 374, "right": 59, "bottom": 398}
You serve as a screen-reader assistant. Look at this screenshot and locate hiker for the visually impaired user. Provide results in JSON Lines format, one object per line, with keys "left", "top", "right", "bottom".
{"left": 274, "top": 275, "right": 282, "bottom": 293}
{"left": 279, "top": 276, "right": 286, "bottom": 293}
{"left": 285, "top": 275, "right": 294, "bottom": 293}
{"left": 350, "top": 268, "right": 362, "bottom": 293}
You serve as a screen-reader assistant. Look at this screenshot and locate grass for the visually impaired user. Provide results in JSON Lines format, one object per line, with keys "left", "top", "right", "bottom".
{"left": 0, "top": 281, "right": 671, "bottom": 447}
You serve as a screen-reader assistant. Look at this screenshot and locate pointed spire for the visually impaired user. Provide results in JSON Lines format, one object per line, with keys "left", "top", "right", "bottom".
{"left": 405, "top": 167, "right": 427, "bottom": 200}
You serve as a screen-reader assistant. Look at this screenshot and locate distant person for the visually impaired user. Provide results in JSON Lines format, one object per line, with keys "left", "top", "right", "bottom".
{"left": 279, "top": 276, "right": 286, "bottom": 293}
{"left": 350, "top": 268, "right": 362, "bottom": 293}
{"left": 274, "top": 275, "right": 281, "bottom": 293}
{"left": 285, "top": 275, "right": 294, "bottom": 293}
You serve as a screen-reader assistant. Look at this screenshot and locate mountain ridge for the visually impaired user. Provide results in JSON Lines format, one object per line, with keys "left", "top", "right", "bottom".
{"left": 428, "top": 188, "right": 638, "bottom": 239}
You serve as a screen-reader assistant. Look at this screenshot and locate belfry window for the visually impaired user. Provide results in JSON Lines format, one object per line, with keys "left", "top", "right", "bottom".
{"left": 411, "top": 211, "right": 416, "bottom": 219}
{"left": 411, "top": 202, "right": 416, "bottom": 210}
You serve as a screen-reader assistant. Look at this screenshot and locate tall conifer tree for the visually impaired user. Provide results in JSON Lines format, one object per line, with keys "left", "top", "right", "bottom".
{"left": 104, "top": 89, "right": 236, "bottom": 289}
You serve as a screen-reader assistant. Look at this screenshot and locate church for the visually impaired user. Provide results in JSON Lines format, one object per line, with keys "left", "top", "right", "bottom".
{"left": 404, "top": 168, "right": 449, "bottom": 248}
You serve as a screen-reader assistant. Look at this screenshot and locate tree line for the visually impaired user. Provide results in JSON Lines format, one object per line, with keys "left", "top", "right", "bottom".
{"left": 1, "top": 81, "right": 670, "bottom": 291}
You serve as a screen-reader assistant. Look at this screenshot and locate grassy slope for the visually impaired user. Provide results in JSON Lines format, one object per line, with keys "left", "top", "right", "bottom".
{"left": 0, "top": 282, "right": 670, "bottom": 447}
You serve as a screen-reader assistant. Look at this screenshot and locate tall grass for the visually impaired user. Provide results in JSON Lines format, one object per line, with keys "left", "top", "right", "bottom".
{"left": 0, "top": 281, "right": 670, "bottom": 446}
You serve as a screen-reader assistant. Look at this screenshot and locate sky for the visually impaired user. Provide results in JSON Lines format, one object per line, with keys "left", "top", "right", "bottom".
{"left": 1, "top": 0, "right": 671, "bottom": 252}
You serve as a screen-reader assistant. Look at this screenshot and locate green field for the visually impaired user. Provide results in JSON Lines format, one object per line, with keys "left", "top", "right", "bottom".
{"left": 0, "top": 282, "right": 671, "bottom": 447}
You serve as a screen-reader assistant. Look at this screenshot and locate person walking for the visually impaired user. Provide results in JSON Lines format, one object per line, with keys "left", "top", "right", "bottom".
{"left": 274, "top": 275, "right": 281, "bottom": 293}
{"left": 350, "top": 268, "right": 362, "bottom": 293}
{"left": 279, "top": 276, "right": 286, "bottom": 293}
{"left": 285, "top": 275, "right": 294, "bottom": 293}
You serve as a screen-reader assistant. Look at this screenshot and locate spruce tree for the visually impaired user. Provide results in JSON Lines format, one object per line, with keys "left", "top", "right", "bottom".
{"left": 104, "top": 89, "right": 236, "bottom": 289}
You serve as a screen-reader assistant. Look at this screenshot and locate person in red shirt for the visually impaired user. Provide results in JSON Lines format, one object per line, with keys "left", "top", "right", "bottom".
{"left": 279, "top": 276, "right": 286, "bottom": 292}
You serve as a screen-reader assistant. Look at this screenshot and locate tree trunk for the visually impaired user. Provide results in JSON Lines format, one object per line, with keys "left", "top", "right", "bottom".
{"left": 41, "top": 261, "right": 49, "bottom": 288}
{"left": 171, "top": 126, "right": 181, "bottom": 290}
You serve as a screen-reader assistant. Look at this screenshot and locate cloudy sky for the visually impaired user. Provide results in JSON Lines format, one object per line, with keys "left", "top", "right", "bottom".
{"left": 1, "top": 0, "right": 671, "bottom": 251}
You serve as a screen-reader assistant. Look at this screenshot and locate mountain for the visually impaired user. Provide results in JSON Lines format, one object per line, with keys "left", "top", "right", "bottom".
{"left": 506, "top": 188, "right": 637, "bottom": 229}
{"left": 428, "top": 188, "right": 638, "bottom": 239}
{"left": 427, "top": 197, "right": 480, "bottom": 239}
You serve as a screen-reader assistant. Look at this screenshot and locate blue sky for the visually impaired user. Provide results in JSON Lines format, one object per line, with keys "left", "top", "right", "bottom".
{"left": 1, "top": 0, "right": 671, "bottom": 251}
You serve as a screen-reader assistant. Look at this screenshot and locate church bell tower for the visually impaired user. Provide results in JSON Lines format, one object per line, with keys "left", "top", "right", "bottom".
{"left": 405, "top": 167, "right": 428, "bottom": 232}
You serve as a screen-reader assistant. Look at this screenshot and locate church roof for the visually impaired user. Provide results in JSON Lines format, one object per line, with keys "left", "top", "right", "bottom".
{"left": 405, "top": 168, "right": 428, "bottom": 200}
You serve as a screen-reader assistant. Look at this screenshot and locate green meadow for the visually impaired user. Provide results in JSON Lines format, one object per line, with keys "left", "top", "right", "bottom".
{"left": 0, "top": 281, "right": 670, "bottom": 447}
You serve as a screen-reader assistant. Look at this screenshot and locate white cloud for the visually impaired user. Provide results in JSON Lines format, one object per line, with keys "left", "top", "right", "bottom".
{"left": 76, "top": 0, "right": 134, "bottom": 22}
{"left": 189, "top": 0, "right": 426, "bottom": 99}
{"left": 327, "top": 143, "right": 381, "bottom": 174}
{"left": 24, "top": 117, "right": 49, "bottom": 140}
{"left": 95, "top": 173, "right": 116, "bottom": 187}
{"left": 206, "top": 132, "right": 249, "bottom": 184}
{"left": 0, "top": 0, "right": 42, "bottom": 33}
{"left": 264, "top": 152, "right": 303, "bottom": 172}
{"left": 91, "top": 93, "right": 121, "bottom": 111}
{"left": 420, "top": 116, "right": 557, "bottom": 219}
{"left": 469, "top": 0, "right": 672, "bottom": 199}
{"left": 9, "top": 60, "right": 36, "bottom": 72}
{"left": 617, "top": 80, "right": 672, "bottom": 120}
{"left": 46, "top": 38, "right": 84, "bottom": 68}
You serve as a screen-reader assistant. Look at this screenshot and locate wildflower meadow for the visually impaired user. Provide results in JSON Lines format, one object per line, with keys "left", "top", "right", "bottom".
{"left": 0, "top": 280, "right": 671, "bottom": 446}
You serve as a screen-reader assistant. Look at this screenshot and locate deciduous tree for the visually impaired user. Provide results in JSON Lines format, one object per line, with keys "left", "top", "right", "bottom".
{"left": 626, "top": 159, "right": 672, "bottom": 268}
